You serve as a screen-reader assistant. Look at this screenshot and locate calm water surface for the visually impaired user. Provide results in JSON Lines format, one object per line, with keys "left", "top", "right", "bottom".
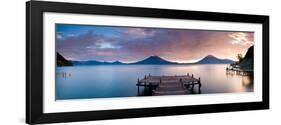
{"left": 56, "top": 64, "right": 253, "bottom": 100}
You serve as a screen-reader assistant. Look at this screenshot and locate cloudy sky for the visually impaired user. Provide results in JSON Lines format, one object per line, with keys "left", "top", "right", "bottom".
{"left": 56, "top": 24, "right": 254, "bottom": 63}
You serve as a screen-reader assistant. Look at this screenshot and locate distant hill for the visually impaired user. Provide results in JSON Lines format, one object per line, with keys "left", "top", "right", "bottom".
{"left": 72, "top": 60, "right": 125, "bottom": 65}
{"left": 196, "top": 55, "right": 234, "bottom": 64}
{"left": 132, "top": 56, "right": 177, "bottom": 65}
{"left": 72, "top": 60, "right": 104, "bottom": 65}
{"left": 239, "top": 46, "right": 254, "bottom": 70}
{"left": 111, "top": 61, "right": 123, "bottom": 65}
{"left": 57, "top": 52, "right": 72, "bottom": 66}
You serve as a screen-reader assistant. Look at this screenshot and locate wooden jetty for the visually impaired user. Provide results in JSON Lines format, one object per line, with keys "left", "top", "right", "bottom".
{"left": 136, "top": 73, "right": 202, "bottom": 96}
{"left": 226, "top": 65, "right": 253, "bottom": 76}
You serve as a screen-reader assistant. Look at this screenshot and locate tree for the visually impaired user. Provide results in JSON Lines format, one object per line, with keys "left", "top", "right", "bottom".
{"left": 237, "top": 53, "right": 243, "bottom": 63}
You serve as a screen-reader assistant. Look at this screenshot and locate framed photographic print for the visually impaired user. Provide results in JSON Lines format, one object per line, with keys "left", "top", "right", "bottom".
{"left": 26, "top": 1, "right": 269, "bottom": 124}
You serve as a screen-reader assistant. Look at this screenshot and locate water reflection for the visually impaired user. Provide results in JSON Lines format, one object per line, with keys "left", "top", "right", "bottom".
{"left": 242, "top": 75, "right": 253, "bottom": 88}
{"left": 56, "top": 64, "right": 254, "bottom": 100}
{"left": 56, "top": 72, "right": 72, "bottom": 78}
{"left": 225, "top": 70, "right": 253, "bottom": 91}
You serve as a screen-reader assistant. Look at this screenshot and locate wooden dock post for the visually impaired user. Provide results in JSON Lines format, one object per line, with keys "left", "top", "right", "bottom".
{"left": 192, "top": 81, "right": 195, "bottom": 89}
{"left": 191, "top": 81, "right": 195, "bottom": 93}
{"left": 148, "top": 83, "right": 152, "bottom": 94}
{"left": 192, "top": 74, "right": 194, "bottom": 78}
{"left": 179, "top": 78, "right": 183, "bottom": 87}
{"left": 137, "top": 86, "right": 140, "bottom": 95}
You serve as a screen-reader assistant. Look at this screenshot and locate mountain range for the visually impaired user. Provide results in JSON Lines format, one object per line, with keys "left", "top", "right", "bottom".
{"left": 57, "top": 53, "right": 234, "bottom": 66}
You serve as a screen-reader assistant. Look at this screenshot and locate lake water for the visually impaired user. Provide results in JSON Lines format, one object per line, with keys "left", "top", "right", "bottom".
{"left": 56, "top": 64, "right": 253, "bottom": 100}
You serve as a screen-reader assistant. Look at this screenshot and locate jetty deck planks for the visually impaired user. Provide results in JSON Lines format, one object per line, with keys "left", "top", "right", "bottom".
{"left": 137, "top": 74, "right": 202, "bottom": 96}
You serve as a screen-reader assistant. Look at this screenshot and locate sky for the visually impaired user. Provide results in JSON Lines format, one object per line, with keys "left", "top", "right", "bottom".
{"left": 56, "top": 24, "right": 254, "bottom": 63}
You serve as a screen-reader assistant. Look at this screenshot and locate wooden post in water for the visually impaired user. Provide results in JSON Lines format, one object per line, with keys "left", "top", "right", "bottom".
{"left": 137, "top": 78, "right": 140, "bottom": 95}
{"left": 191, "top": 81, "right": 195, "bottom": 93}
{"left": 198, "top": 77, "right": 202, "bottom": 92}
{"left": 192, "top": 74, "right": 194, "bottom": 78}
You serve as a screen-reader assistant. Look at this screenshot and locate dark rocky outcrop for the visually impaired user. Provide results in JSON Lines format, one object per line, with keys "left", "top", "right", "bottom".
{"left": 57, "top": 52, "right": 72, "bottom": 66}
{"left": 239, "top": 46, "right": 254, "bottom": 70}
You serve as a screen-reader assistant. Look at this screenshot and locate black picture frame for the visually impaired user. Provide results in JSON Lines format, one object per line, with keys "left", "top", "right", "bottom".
{"left": 26, "top": 1, "right": 269, "bottom": 124}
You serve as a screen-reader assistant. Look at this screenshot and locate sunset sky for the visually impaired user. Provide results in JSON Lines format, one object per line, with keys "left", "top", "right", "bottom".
{"left": 56, "top": 24, "right": 254, "bottom": 63}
